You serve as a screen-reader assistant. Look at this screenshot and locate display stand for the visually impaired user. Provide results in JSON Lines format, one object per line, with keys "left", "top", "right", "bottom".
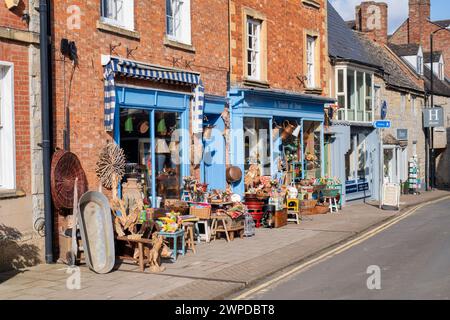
{"left": 408, "top": 156, "right": 420, "bottom": 195}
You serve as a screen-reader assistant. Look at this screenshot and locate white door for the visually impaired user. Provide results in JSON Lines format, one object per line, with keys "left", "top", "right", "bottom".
{"left": 0, "top": 64, "right": 16, "bottom": 190}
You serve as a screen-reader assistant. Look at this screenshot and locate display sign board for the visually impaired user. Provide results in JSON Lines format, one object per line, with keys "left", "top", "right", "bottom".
{"left": 373, "top": 120, "right": 391, "bottom": 129}
{"left": 423, "top": 107, "right": 444, "bottom": 128}
{"left": 382, "top": 183, "right": 400, "bottom": 210}
{"left": 397, "top": 129, "right": 408, "bottom": 141}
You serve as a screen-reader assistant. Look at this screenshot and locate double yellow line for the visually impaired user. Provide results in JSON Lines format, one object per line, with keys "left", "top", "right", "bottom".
{"left": 233, "top": 195, "right": 450, "bottom": 300}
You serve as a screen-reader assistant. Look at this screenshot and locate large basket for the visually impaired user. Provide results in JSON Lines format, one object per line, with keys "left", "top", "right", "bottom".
{"left": 299, "top": 199, "right": 317, "bottom": 210}
{"left": 190, "top": 206, "right": 212, "bottom": 219}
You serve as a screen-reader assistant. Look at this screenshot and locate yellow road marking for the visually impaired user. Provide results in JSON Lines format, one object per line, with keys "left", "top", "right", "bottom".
{"left": 233, "top": 196, "right": 450, "bottom": 300}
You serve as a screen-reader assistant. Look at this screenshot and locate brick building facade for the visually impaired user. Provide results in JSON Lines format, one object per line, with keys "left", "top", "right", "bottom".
{"left": 229, "top": 0, "right": 329, "bottom": 95}
{"left": 0, "top": 0, "right": 44, "bottom": 271}
{"left": 389, "top": 0, "right": 450, "bottom": 78}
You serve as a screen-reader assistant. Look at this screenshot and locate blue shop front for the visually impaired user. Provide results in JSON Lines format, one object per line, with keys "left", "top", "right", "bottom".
{"left": 228, "top": 87, "right": 335, "bottom": 195}
{"left": 104, "top": 56, "right": 205, "bottom": 208}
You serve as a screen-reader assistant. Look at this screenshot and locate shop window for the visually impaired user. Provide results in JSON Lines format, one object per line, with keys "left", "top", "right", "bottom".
{"left": 303, "top": 121, "right": 322, "bottom": 179}
{"left": 244, "top": 118, "right": 271, "bottom": 177}
{"left": 335, "top": 67, "right": 373, "bottom": 123}
{"left": 357, "top": 134, "right": 367, "bottom": 179}
{"left": 119, "top": 109, "right": 181, "bottom": 206}
{"left": 166, "top": 0, "right": 192, "bottom": 45}
{"left": 101, "top": 0, "right": 134, "bottom": 30}
{"left": 246, "top": 18, "right": 261, "bottom": 80}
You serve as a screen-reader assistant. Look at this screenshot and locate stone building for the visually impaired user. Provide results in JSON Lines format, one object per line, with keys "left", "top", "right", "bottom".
{"left": 387, "top": 0, "right": 450, "bottom": 187}
{"left": 0, "top": 0, "right": 44, "bottom": 271}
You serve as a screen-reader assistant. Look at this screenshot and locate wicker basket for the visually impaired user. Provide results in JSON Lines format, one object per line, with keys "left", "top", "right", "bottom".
{"left": 299, "top": 199, "right": 317, "bottom": 210}
{"left": 190, "top": 206, "right": 211, "bottom": 219}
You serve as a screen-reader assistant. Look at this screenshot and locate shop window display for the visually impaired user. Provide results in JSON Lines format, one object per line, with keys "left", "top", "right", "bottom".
{"left": 119, "top": 109, "right": 181, "bottom": 206}
{"left": 303, "top": 120, "right": 322, "bottom": 179}
{"left": 244, "top": 117, "right": 271, "bottom": 178}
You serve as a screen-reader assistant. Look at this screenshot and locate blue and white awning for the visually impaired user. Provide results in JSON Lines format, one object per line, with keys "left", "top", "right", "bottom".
{"left": 103, "top": 57, "right": 203, "bottom": 132}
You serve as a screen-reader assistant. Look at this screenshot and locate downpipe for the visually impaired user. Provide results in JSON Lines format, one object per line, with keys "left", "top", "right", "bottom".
{"left": 39, "top": 0, "right": 53, "bottom": 264}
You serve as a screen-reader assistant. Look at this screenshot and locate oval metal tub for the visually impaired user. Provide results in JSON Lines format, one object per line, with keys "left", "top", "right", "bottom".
{"left": 78, "top": 191, "right": 115, "bottom": 274}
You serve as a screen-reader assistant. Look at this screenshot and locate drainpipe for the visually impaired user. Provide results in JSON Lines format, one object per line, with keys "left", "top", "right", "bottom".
{"left": 39, "top": 0, "right": 53, "bottom": 264}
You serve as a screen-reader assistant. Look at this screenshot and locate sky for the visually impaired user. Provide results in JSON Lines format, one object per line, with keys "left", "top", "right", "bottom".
{"left": 329, "top": 0, "right": 450, "bottom": 34}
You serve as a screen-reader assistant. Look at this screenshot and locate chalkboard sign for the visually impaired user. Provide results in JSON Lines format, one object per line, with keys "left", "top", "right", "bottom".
{"left": 382, "top": 183, "right": 400, "bottom": 210}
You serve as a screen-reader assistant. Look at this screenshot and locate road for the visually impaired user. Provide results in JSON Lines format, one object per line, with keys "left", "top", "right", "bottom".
{"left": 245, "top": 199, "right": 450, "bottom": 300}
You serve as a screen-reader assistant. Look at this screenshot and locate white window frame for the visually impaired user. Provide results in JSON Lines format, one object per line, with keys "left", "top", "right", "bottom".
{"left": 306, "top": 35, "right": 316, "bottom": 88}
{"left": 166, "top": 0, "right": 192, "bottom": 45}
{"left": 335, "top": 65, "right": 374, "bottom": 123}
{"left": 246, "top": 17, "right": 261, "bottom": 80}
{"left": 0, "top": 62, "right": 16, "bottom": 190}
{"left": 101, "top": 0, "right": 135, "bottom": 31}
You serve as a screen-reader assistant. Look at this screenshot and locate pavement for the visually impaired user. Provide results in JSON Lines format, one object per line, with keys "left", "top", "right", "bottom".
{"left": 0, "top": 190, "right": 449, "bottom": 300}
{"left": 248, "top": 198, "right": 450, "bottom": 300}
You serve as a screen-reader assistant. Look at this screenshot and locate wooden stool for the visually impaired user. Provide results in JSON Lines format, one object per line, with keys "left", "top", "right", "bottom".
{"left": 183, "top": 222, "right": 196, "bottom": 254}
{"left": 210, "top": 215, "right": 230, "bottom": 242}
{"left": 324, "top": 196, "right": 339, "bottom": 213}
{"left": 287, "top": 211, "right": 300, "bottom": 224}
{"left": 196, "top": 220, "right": 211, "bottom": 242}
{"left": 158, "top": 229, "right": 185, "bottom": 262}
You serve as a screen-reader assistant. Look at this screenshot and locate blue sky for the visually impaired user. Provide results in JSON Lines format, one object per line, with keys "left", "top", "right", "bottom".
{"left": 330, "top": 0, "right": 450, "bottom": 34}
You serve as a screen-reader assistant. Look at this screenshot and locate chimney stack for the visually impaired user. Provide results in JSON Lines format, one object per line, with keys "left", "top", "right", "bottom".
{"left": 408, "top": 0, "right": 431, "bottom": 43}
{"left": 355, "top": 1, "right": 388, "bottom": 44}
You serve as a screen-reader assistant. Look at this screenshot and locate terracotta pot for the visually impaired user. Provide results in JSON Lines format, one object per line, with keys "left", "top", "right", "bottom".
{"left": 281, "top": 120, "right": 296, "bottom": 141}
{"left": 226, "top": 166, "right": 242, "bottom": 183}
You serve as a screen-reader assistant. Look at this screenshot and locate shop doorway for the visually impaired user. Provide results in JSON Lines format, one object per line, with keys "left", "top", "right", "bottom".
{"left": 383, "top": 146, "right": 405, "bottom": 184}
{"left": 202, "top": 114, "right": 226, "bottom": 190}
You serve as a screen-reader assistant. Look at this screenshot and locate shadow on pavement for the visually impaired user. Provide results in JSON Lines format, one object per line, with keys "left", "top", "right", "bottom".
{"left": 0, "top": 224, "right": 41, "bottom": 283}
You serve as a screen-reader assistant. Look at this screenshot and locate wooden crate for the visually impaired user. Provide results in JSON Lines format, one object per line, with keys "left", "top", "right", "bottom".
{"left": 274, "top": 210, "right": 287, "bottom": 228}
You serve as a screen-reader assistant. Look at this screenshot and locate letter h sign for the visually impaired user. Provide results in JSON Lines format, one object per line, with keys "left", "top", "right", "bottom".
{"left": 423, "top": 107, "right": 444, "bottom": 128}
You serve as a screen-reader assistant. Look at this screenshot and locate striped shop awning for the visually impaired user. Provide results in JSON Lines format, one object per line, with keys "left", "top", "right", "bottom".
{"left": 103, "top": 57, "right": 204, "bottom": 132}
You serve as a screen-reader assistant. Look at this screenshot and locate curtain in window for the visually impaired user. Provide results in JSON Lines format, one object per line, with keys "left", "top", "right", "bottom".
{"left": 102, "top": 0, "right": 123, "bottom": 20}
{"left": 166, "top": 0, "right": 182, "bottom": 38}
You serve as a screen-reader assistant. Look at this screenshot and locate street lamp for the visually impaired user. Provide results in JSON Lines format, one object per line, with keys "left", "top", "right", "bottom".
{"left": 428, "top": 25, "right": 448, "bottom": 190}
